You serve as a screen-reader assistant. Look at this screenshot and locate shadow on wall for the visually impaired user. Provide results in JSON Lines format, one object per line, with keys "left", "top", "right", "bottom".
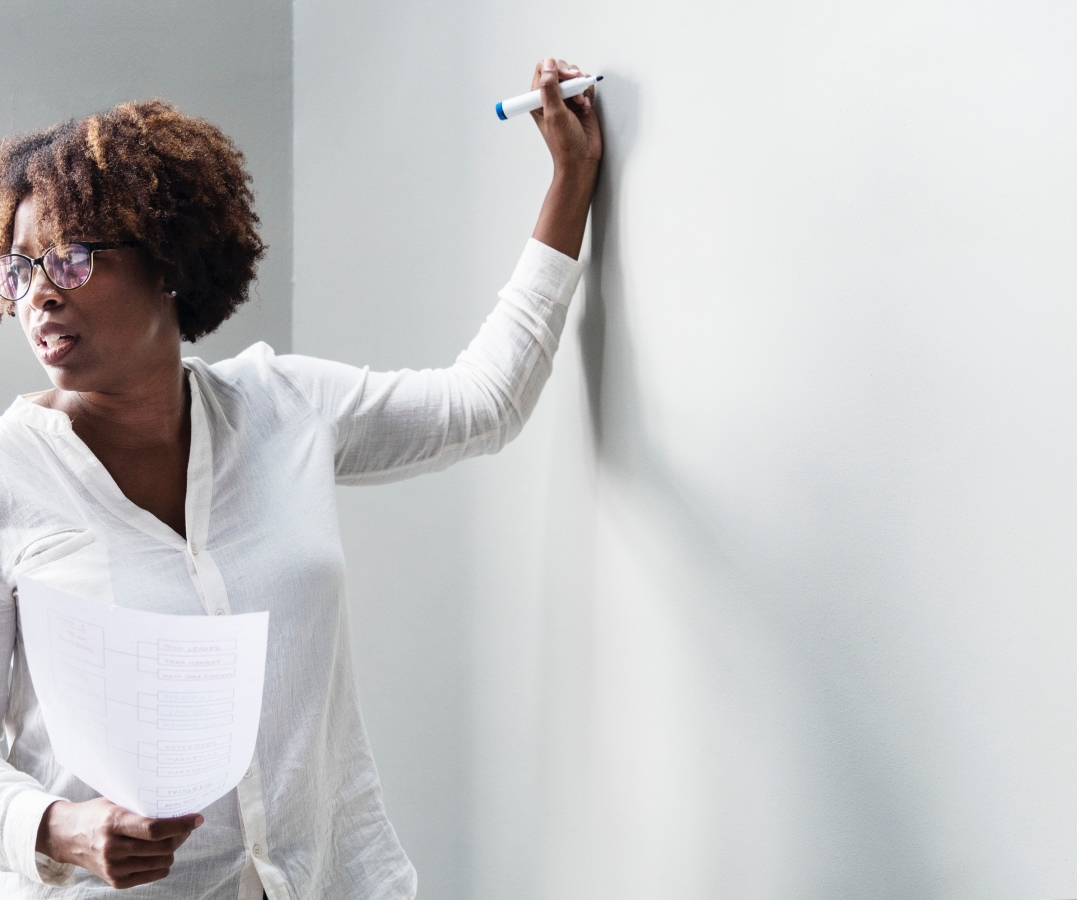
{"left": 578, "top": 73, "right": 637, "bottom": 448}
{"left": 577, "top": 74, "right": 940, "bottom": 897}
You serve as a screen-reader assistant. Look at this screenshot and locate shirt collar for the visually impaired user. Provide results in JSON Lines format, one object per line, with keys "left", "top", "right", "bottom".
{"left": 3, "top": 394, "right": 72, "bottom": 434}
{"left": 3, "top": 360, "right": 201, "bottom": 435}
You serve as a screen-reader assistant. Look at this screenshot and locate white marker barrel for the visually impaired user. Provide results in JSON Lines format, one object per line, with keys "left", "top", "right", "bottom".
{"left": 496, "top": 75, "right": 602, "bottom": 120}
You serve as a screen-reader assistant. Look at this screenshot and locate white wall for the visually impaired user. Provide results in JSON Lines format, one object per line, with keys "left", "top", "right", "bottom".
{"left": 294, "top": 5, "right": 478, "bottom": 897}
{"left": 293, "top": 3, "right": 1077, "bottom": 899}
{"left": 0, "top": 0, "right": 293, "bottom": 412}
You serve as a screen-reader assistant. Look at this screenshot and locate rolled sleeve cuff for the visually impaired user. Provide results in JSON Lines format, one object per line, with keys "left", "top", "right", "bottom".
{"left": 511, "top": 238, "right": 585, "bottom": 307}
{"left": 35, "top": 851, "right": 75, "bottom": 886}
{"left": 4, "top": 791, "right": 74, "bottom": 886}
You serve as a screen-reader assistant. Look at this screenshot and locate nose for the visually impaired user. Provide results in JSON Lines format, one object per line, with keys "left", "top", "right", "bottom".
{"left": 22, "top": 261, "right": 62, "bottom": 312}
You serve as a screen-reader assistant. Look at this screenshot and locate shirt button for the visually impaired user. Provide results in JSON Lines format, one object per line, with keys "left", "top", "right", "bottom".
{"left": 252, "top": 843, "right": 262, "bottom": 857}
{"left": 215, "top": 609, "right": 225, "bottom": 616}
{"left": 189, "top": 543, "right": 199, "bottom": 555}
{"left": 244, "top": 768, "right": 252, "bottom": 778}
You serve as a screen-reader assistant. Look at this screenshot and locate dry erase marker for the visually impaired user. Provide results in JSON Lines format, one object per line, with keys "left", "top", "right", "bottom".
{"left": 495, "top": 75, "right": 603, "bottom": 120}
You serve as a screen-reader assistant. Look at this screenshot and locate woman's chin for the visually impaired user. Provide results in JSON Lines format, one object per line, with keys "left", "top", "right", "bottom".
{"left": 44, "top": 365, "right": 97, "bottom": 394}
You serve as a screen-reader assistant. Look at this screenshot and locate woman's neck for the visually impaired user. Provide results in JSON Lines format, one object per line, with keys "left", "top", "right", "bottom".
{"left": 38, "top": 356, "right": 194, "bottom": 539}
{"left": 44, "top": 360, "right": 191, "bottom": 451}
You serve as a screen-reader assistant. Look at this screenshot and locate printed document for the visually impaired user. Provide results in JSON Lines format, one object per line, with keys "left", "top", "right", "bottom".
{"left": 16, "top": 575, "right": 269, "bottom": 818}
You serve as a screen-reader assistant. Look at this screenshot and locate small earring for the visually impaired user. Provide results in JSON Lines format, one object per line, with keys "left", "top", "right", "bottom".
{"left": 169, "top": 290, "right": 177, "bottom": 298}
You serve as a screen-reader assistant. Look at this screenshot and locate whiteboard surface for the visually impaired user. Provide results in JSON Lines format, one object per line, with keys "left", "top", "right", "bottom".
{"left": 295, "top": 3, "right": 1077, "bottom": 897}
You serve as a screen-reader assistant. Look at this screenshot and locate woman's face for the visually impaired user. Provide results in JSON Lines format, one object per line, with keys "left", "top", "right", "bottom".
{"left": 13, "top": 192, "right": 180, "bottom": 394}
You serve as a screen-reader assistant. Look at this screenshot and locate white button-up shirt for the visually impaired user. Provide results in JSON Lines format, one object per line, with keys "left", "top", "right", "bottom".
{"left": 0, "top": 240, "right": 582, "bottom": 899}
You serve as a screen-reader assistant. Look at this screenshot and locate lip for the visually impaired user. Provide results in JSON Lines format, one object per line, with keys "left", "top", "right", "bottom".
{"left": 31, "top": 323, "right": 81, "bottom": 366}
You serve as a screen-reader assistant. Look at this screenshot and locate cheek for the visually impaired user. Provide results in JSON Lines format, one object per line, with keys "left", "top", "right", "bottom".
{"left": 16, "top": 303, "right": 32, "bottom": 339}
{"left": 83, "top": 298, "right": 170, "bottom": 357}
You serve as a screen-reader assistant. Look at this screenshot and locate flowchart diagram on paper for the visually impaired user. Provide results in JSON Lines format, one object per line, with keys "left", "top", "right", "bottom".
{"left": 17, "top": 575, "right": 269, "bottom": 818}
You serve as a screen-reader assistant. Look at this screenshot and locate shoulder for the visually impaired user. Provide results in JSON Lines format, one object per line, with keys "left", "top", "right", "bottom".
{"left": 184, "top": 342, "right": 309, "bottom": 415}
{"left": 192, "top": 342, "right": 372, "bottom": 422}
{"left": 187, "top": 340, "right": 281, "bottom": 386}
{"left": 184, "top": 342, "right": 360, "bottom": 432}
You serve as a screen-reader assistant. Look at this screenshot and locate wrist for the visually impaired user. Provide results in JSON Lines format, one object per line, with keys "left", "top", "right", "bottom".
{"left": 534, "top": 161, "right": 599, "bottom": 261}
{"left": 36, "top": 800, "right": 70, "bottom": 861}
{"left": 551, "top": 160, "right": 599, "bottom": 190}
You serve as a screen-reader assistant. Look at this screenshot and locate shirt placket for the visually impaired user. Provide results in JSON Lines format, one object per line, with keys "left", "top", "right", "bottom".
{"left": 184, "top": 374, "right": 288, "bottom": 900}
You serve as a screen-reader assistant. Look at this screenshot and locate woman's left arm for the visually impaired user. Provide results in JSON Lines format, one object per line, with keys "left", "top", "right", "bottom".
{"left": 274, "top": 58, "right": 602, "bottom": 484}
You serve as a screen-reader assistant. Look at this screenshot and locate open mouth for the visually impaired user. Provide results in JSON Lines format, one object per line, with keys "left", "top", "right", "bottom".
{"left": 36, "top": 333, "right": 79, "bottom": 363}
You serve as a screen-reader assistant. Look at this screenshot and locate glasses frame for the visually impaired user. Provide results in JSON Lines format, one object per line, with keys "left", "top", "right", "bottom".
{"left": 0, "top": 240, "right": 140, "bottom": 302}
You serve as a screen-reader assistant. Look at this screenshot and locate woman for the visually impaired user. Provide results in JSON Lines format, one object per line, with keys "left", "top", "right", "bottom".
{"left": 0, "top": 57, "right": 600, "bottom": 898}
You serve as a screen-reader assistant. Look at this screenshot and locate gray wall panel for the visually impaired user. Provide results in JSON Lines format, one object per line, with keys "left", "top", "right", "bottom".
{"left": 0, "top": 0, "right": 293, "bottom": 412}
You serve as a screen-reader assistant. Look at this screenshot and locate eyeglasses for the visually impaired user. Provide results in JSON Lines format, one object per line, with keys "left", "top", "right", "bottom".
{"left": 0, "top": 241, "right": 139, "bottom": 302}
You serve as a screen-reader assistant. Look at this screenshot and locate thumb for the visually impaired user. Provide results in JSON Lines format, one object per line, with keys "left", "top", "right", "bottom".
{"left": 538, "top": 58, "right": 565, "bottom": 117}
{"left": 116, "top": 810, "right": 203, "bottom": 841}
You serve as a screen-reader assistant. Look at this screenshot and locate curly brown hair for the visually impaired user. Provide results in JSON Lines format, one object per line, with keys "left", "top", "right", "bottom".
{"left": 0, "top": 99, "right": 265, "bottom": 342}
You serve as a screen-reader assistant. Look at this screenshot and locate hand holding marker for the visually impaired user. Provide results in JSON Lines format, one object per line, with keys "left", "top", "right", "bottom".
{"left": 496, "top": 74, "right": 603, "bottom": 120}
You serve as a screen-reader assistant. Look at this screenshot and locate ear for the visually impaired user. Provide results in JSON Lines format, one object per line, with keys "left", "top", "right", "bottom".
{"left": 158, "top": 274, "right": 177, "bottom": 302}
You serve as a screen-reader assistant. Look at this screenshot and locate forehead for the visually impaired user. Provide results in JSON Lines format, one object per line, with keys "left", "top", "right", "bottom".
{"left": 11, "top": 194, "right": 98, "bottom": 252}
{"left": 11, "top": 194, "right": 43, "bottom": 251}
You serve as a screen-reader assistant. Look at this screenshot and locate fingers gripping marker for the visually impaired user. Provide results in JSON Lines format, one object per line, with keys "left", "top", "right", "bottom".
{"left": 495, "top": 75, "right": 602, "bottom": 121}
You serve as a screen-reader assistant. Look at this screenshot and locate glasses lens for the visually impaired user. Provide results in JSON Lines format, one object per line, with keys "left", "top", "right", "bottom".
{"left": 44, "top": 244, "right": 92, "bottom": 290}
{"left": 0, "top": 255, "right": 31, "bottom": 301}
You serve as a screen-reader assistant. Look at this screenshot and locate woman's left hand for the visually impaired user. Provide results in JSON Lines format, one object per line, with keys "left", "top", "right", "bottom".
{"left": 529, "top": 58, "right": 603, "bottom": 174}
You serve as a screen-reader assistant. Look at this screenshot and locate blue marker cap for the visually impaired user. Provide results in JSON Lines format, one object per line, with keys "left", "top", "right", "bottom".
{"left": 496, "top": 102, "right": 507, "bottom": 121}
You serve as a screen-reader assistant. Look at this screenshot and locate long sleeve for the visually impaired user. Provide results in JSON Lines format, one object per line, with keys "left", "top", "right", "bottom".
{"left": 272, "top": 238, "right": 584, "bottom": 484}
{"left": 0, "top": 585, "right": 74, "bottom": 886}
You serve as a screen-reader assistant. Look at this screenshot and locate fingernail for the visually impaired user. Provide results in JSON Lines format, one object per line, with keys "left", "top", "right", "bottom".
{"left": 194, "top": 815, "right": 205, "bottom": 828}
{"left": 543, "top": 58, "right": 555, "bottom": 72}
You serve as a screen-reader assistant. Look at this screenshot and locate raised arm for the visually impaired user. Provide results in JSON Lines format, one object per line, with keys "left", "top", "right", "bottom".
{"left": 270, "top": 58, "right": 602, "bottom": 484}
{"left": 273, "top": 238, "right": 582, "bottom": 484}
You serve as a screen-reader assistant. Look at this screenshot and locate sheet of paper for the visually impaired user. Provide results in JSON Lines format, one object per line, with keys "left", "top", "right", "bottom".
{"left": 16, "top": 575, "right": 269, "bottom": 819}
